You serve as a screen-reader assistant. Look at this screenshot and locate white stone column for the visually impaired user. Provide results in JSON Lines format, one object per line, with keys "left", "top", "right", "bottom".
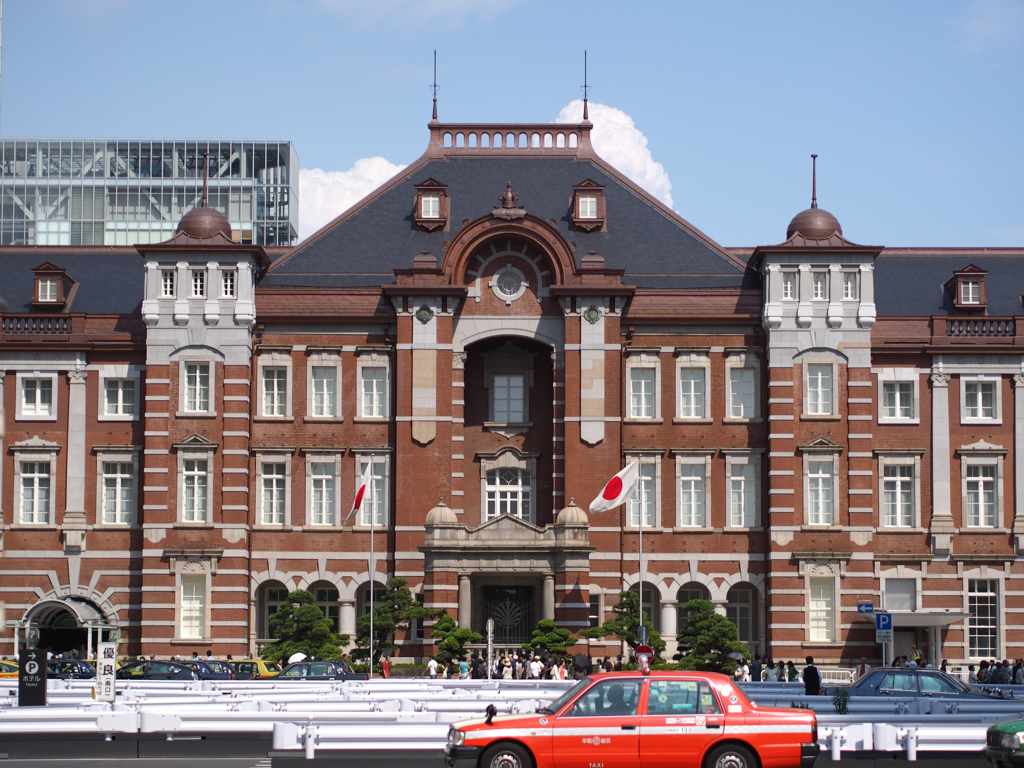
{"left": 827, "top": 264, "right": 843, "bottom": 328}
{"left": 1013, "top": 374, "right": 1024, "bottom": 553}
{"left": 712, "top": 599, "right": 728, "bottom": 618}
{"left": 0, "top": 370, "right": 5, "bottom": 550}
{"left": 204, "top": 261, "right": 221, "bottom": 325}
{"left": 174, "top": 261, "right": 189, "bottom": 325}
{"left": 542, "top": 575, "right": 555, "bottom": 621}
{"left": 63, "top": 370, "right": 89, "bottom": 555}
{"left": 796, "top": 264, "right": 812, "bottom": 327}
{"left": 660, "top": 601, "right": 677, "bottom": 639}
{"left": 930, "top": 367, "right": 954, "bottom": 555}
{"left": 339, "top": 598, "right": 356, "bottom": 637}
{"left": 458, "top": 575, "right": 472, "bottom": 629}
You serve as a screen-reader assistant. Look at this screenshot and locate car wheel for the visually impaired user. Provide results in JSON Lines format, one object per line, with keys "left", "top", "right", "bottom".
{"left": 706, "top": 743, "right": 757, "bottom": 768}
{"left": 480, "top": 742, "right": 533, "bottom": 768}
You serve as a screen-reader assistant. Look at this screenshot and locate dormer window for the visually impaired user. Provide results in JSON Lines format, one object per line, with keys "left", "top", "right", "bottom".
{"left": 38, "top": 277, "right": 58, "bottom": 303}
{"left": 30, "top": 261, "right": 75, "bottom": 311}
{"left": 950, "top": 264, "right": 988, "bottom": 312}
{"left": 571, "top": 180, "right": 606, "bottom": 231}
{"left": 413, "top": 178, "right": 448, "bottom": 231}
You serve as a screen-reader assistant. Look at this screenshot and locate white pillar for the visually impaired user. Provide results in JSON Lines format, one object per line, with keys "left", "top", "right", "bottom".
{"left": 0, "top": 370, "right": 5, "bottom": 545}
{"left": 712, "top": 600, "right": 728, "bottom": 618}
{"left": 542, "top": 575, "right": 555, "bottom": 621}
{"left": 930, "top": 368, "right": 954, "bottom": 555}
{"left": 458, "top": 575, "right": 471, "bottom": 629}
{"left": 339, "top": 598, "right": 356, "bottom": 637}
{"left": 1013, "top": 373, "right": 1024, "bottom": 553}
{"left": 63, "top": 370, "right": 88, "bottom": 554}
{"left": 660, "top": 601, "right": 677, "bottom": 639}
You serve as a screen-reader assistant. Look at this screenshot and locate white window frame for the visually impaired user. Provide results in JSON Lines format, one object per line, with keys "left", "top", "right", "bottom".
{"left": 354, "top": 452, "right": 390, "bottom": 529}
{"left": 98, "top": 366, "right": 141, "bottom": 422}
{"left": 961, "top": 279, "right": 981, "bottom": 305}
{"left": 257, "top": 453, "right": 291, "bottom": 527}
{"left": 811, "top": 270, "right": 828, "bottom": 300}
{"left": 961, "top": 452, "right": 1003, "bottom": 529}
{"left": 578, "top": 193, "right": 599, "bottom": 219}
{"left": 306, "top": 350, "right": 343, "bottom": 420}
{"left": 675, "top": 351, "right": 710, "bottom": 422}
{"left": 15, "top": 452, "right": 57, "bottom": 525}
{"left": 842, "top": 270, "right": 859, "bottom": 301}
{"left": 16, "top": 372, "right": 58, "bottom": 421}
{"left": 803, "top": 361, "right": 837, "bottom": 417}
{"left": 782, "top": 270, "right": 797, "bottom": 301}
{"left": 877, "top": 368, "right": 919, "bottom": 424}
{"left": 257, "top": 351, "right": 293, "bottom": 420}
{"left": 961, "top": 376, "right": 1001, "bottom": 425}
{"left": 491, "top": 372, "right": 527, "bottom": 423}
{"left": 964, "top": 571, "right": 1003, "bottom": 660}
{"left": 624, "top": 452, "right": 660, "bottom": 529}
{"left": 173, "top": 565, "right": 212, "bottom": 642}
{"left": 880, "top": 571, "right": 921, "bottom": 612}
{"left": 221, "top": 269, "right": 236, "bottom": 298}
{"left": 804, "top": 454, "right": 837, "bottom": 526}
{"left": 421, "top": 193, "right": 441, "bottom": 219}
{"left": 724, "top": 352, "right": 760, "bottom": 422}
{"left": 161, "top": 269, "right": 176, "bottom": 298}
{"left": 625, "top": 350, "right": 661, "bottom": 421}
{"left": 305, "top": 451, "right": 342, "bottom": 527}
{"left": 176, "top": 357, "right": 217, "bottom": 416}
{"left": 484, "top": 466, "right": 534, "bottom": 522}
{"left": 805, "top": 566, "right": 839, "bottom": 643}
{"left": 877, "top": 452, "right": 922, "bottom": 529}
{"left": 356, "top": 349, "right": 391, "bottom": 421}
{"left": 95, "top": 449, "right": 138, "bottom": 526}
{"left": 674, "top": 451, "right": 712, "bottom": 529}
{"left": 191, "top": 268, "right": 205, "bottom": 299}
{"left": 176, "top": 448, "right": 215, "bottom": 525}
{"left": 38, "top": 276, "right": 58, "bottom": 302}
{"left": 724, "top": 451, "right": 761, "bottom": 528}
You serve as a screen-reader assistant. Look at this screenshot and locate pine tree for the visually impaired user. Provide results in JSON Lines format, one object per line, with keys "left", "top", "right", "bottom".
{"left": 259, "top": 590, "right": 349, "bottom": 664}
{"left": 674, "top": 598, "right": 750, "bottom": 674}
{"left": 579, "top": 590, "right": 665, "bottom": 657}
{"left": 522, "top": 618, "right": 578, "bottom": 656}
{"left": 431, "top": 612, "right": 482, "bottom": 660}
{"left": 354, "top": 577, "right": 438, "bottom": 666}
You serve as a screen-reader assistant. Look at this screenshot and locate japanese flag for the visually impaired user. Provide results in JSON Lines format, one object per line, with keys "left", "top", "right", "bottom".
{"left": 343, "top": 462, "right": 373, "bottom": 525}
{"left": 589, "top": 459, "right": 641, "bottom": 514}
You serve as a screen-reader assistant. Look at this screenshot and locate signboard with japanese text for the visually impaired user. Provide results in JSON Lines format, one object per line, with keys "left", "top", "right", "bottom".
{"left": 18, "top": 648, "right": 46, "bottom": 706}
{"left": 875, "top": 612, "right": 893, "bottom": 644}
{"left": 95, "top": 642, "right": 117, "bottom": 702}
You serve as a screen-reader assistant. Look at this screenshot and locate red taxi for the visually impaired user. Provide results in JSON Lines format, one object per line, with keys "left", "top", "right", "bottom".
{"left": 445, "top": 671, "right": 818, "bottom": 768}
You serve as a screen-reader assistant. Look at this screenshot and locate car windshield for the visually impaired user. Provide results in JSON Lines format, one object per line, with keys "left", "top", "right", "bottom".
{"left": 206, "top": 660, "right": 232, "bottom": 674}
{"left": 537, "top": 678, "right": 591, "bottom": 715}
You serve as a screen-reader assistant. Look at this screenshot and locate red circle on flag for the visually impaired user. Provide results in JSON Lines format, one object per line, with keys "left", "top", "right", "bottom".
{"left": 602, "top": 476, "right": 623, "bottom": 500}
{"left": 353, "top": 486, "right": 366, "bottom": 508}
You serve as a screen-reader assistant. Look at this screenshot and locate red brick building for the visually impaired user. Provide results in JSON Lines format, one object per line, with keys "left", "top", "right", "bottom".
{"left": 2, "top": 114, "right": 1023, "bottom": 668}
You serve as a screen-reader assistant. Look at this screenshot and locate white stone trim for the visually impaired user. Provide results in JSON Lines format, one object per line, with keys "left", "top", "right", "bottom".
{"left": 15, "top": 371, "right": 58, "bottom": 421}
{"left": 304, "top": 451, "right": 343, "bottom": 528}
{"left": 801, "top": 357, "right": 840, "bottom": 417}
{"left": 623, "top": 450, "right": 662, "bottom": 529}
{"left": 172, "top": 559, "right": 213, "bottom": 643}
{"left": 959, "top": 448, "right": 1005, "bottom": 529}
{"left": 674, "top": 351, "right": 711, "bottom": 421}
{"left": 625, "top": 350, "right": 661, "bottom": 421}
{"left": 960, "top": 374, "right": 1002, "bottom": 425}
{"left": 674, "top": 452, "right": 712, "bottom": 528}
{"left": 97, "top": 365, "right": 143, "bottom": 422}
{"left": 12, "top": 439, "right": 60, "bottom": 525}
{"left": 356, "top": 349, "right": 391, "bottom": 421}
{"left": 877, "top": 452, "right": 923, "bottom": 529}
{"left": 479, "top": 447, "right": 538, "bottom": 524}
{"left": 724, "top": 351, "right": 760, "bottom": 421}
{"left": 306, "top": 350, "right": 343, "bottom": 420}
{"left": 257, "top": 350, "right": 293, "bottom": 420}
{"left": 176, "top": 444, "right": 216, "bottom": 524}
{"left": 877, "top": 368, "right": 920, "bottom": 425}
{"left": 802, "top": 450, "right": 839, "bottom": 527}
{"left": 256, "top": 452, "right": 292, "bottom": 528}
{"left": 94, "top": 448, "right": 140, "bottom": 527}
{"left": 962, "top": 567, "right": 1005, "bottom": 661}
{"left": 804, "top": 561, "right": 840, "bottom": 644}
{"left": 724, "top": 450, "right": 762, "bottom": 528}
{"left": 176, "top": 357, "right": 218, "bottom": 417}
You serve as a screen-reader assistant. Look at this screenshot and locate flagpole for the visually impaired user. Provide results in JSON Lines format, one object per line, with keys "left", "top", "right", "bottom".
{"left": 636, "top": 483, "right": 643, "bottom": 645}
{"left": 369, "top": 460, "right": 375, "bottom": 678}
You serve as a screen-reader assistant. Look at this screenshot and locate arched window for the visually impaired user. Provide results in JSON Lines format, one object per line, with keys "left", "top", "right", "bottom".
{"left": 727, "top": 587, "right": 754, "bottom": 644}
{"left": 311, "top": 583, "right": 340, "bottom": 632}
{"left": 676, "top": 583, "right": 710, "bottom": 636}
{"left": 485, "top": 468, "right": 532, "bottom": 521}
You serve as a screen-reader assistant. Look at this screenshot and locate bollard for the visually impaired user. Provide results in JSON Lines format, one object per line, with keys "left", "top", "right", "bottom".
{"left": 304, "top": 725, "right": 316, "bottom": 760}
{"left": 828, "top": 727, "right": 844, "bottom": 761}
{"left": 904, "top": 727, "right": 918, "bottom": 762}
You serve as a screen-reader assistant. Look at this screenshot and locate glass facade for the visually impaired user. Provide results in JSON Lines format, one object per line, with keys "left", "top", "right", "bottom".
{"left": 0, "top": 139, "right": 298, "bottom": 246}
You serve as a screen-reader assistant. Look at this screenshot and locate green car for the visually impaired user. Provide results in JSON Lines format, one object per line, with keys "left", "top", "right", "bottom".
{"left": 985, "top": 720, "right": 1024, "bottom": 766}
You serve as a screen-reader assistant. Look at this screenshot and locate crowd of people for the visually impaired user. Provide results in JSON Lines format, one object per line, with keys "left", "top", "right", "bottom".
{"left": 968, "top": 659, "right": 1024, "bottom": 685}
{"left": 425, "top": 651, "right": 630, "bottom": 680}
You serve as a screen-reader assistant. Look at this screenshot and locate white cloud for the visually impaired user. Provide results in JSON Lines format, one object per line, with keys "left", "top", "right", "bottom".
{"left": 556, "top": 99, "right": 673, "bottom": 209}
{"left": 958, "top": 0, "right": 1024, "bottom": 51}
{"left": 298, "top": 158, "right": 406, "bottom": 241}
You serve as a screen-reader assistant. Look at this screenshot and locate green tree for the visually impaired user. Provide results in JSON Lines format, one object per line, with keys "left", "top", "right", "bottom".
{"left": 259, "top": 590, "right": 349, "bottom": 664}
{"left": 522, "top": 618, "right": 578, "bottom": 656}
{"left": 353, "top": 577, "right": 438, "bottom": 666}
{"left": 674, "top": 599, "right": 750, "bottom": 674}
{"left": 579, "top": 590, "right": 665, "bottom": 657}
{"left": 431, "top": 611, "right": 482, "bottom": 659}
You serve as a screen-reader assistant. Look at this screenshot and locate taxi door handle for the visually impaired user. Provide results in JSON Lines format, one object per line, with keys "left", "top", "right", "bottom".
{"left": 706, "top": 723, "right": 721, "bottom": 730}
{"left": 621, "top": 724, "right": 636, "bottom": 731}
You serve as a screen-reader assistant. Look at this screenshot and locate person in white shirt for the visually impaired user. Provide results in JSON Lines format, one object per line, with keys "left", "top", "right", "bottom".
{"left": 856, "top": 657, "right": 871, "bottom": 679}
{"left": 529, "top": 658, "right": 541, "bottom": 679}
{"left": 764, "top": 658, "right": 779, "bottom": 681}
{"left": 427, "top": 657, "right": 438, "bottom": 679}
{"left": 741, "top": 661, "right": 751, "bottom": 682}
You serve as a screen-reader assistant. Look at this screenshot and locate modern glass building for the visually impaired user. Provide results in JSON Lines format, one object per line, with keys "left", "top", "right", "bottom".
{"left": 0, "top": 139, "right": 298, "bottom": 247}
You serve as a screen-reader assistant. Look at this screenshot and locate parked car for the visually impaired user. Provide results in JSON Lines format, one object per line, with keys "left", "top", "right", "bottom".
{"left": 984, "top": 718, "right": 1024, "bottom": 767}
{"left": 47, "top": 659, "right": 95, "bottom": 679}
{"left": 826, "top": 668, "right": 997, "bottom": 699}
{"left": 178, "top": 659, "right": 234, "bottom": 680}
{"left": 229, "top": 659, "right": 280, "bottom": 679}
{"left": 277, "top": 661, "right": 367, "bottom": 681}
{"left": 0, "top": 659, "right": 18, "bottom": 678}
{"left": 445, "top": 671, "right": 818, "bottom": 768}
{"left": 116, "top": 661, "right": 198, "bottom": 681}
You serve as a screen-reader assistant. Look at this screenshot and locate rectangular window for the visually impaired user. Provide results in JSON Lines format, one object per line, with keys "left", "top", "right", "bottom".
{"left": 886, "top": 578, "right": 917, "bottom": 611}
{"left": 20, "top": 462, "right": 50, "bottom": 523}
{"left": 882, "top": 381, "right": 913, "bottom": 420}
{"left": 883, "top": 465, "right": 914, "bottom": 527}
{"left": 589, "top": 595, "right": 601, "bottom": 629}
{"left": 730, "top": 463, "right": 755, "bottom": 527}
{"left": 782, "top": 271, "right": 796, "bottom": 300}
{"left": 182, "top": 459, "right": 208, "bottom": 522}
{"left": 726, "top": 587, "right": 752, "bottom": 643}
{"left": 421, "top": 193, "right": 440, "bottom": 218}
{"left": 578, "top": 194, "right": 598, "bottom": 219}
{"left": 806, "top": 364, "right": 833, "bottom": 415}
{"left": 358, "top": 457, "right": 387, "bottom": 527}
{"left": 678, "top": 464, "right": 705, "bottom": 527}
{"left": 310, "top": 464, "right": 335, "bottom": 525}
{"left": 102, "top": 462, "right": 134, "bottom": 524}
{"left": 191, "top": 270, "right": 205, "bottom": 298}
{"left": 361, "top": 367, "right": 386, "bottom": 418}
{"left": 180, "top": 574, "right": 206, "bottom": 639}
{"left": 311, "top": 367, "right": 337, "bottom": 417}
{"left": 843, "top": 272, "right": 858, "bottom": 300}
{"left": 807, "top": 460, "right": 834, "bottom": 525}
{"left": 184, "top": 363, "right": 210, "bottom": 412}
{"left": 22, "top": 378, "right": 53, "bottom": 416}
{"left": 261, "top": 463, "right": 286, "bottom": 525}
{"left": 485, "top": 467, "right": 533, "bottom": 522}
{"left": 628, "top": 462, "right": 656, "bottom": 527}
{"left": 962, "top": 280, "right": 981, "bottom": 304}
{"left": 493, "top": 373, "right": 525, "bottom": 422}
{"left": 812, "top": 271, "right": 828, "bottom": 300}
{"left": 262, "top": 368, "right": 287, "bottom": 417}
{"left": 968, "top": 579, "right": 998, "bottom": 658}
{"left": 677, "top": 369, "right": 705, "bottom": 419}
{"left": 809, "top": 578, "right": 835, "bottom": 642}
{"left": 964, "top": 381, "right": 996, "bottom": 419}
{"left": 630, "top": 368, "right": 656, "bottom": 419}
{"left": 966, "top": 464, "right": 997, "bottom": 527}
{"left": 221, "top": 270, "right": 236, "bottom": 298}
{"left": 38, "top": 277, "right": 57, "bottom": 302}
{"left": 161, "top": 269, "right": 175, "bottom": 298}
{"left": 728, "top": 368, "right": 755, "bottom": 419}
{"left": 105, "top": 379, "right": 136, "bottom": 416}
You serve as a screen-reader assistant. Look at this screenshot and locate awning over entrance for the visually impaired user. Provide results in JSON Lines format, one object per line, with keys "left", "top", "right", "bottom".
{"left": 856, "top": 611, "right": 970, "bottom": 628}
{"left": 22, "top": 598, "right": 104, "bottom": 627}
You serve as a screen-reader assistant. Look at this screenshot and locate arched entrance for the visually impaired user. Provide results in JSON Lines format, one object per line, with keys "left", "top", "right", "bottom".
{"left": 21, "top": 598, "right": 114, "bottom": 658}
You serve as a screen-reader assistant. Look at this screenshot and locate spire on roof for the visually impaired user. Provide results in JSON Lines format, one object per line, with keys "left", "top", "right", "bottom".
{"left": 201, "top": 151, "right": 209, "bottom": 208}
{"left": 581, "top": 50, "right": 590, "bottom": 121}
{"left": 811, "top": 153, "right": 818, "bottom": 209}
{"left": 430, "top": 50, "right": 439, "bottom": 122}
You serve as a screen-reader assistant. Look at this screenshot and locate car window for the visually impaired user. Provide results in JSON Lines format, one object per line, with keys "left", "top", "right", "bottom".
{"left": 123, "top": 663, "right": 145, "bottom": 676}
{"left": 565, "top": 679, "right": 642, "bottom": 718}
{"left": 920, "top": 674, "right": 960, "bottom": 693}
{"left": 208, "top": 661, "right": 231, "bottom": 674}
{"left": 310, "top": 663, "right": 332, "bottom": 676}
{"left": 880, "top": 672, "right": 917, "bottom": 692}
{"left": 237, "top": 663, "right": 254, "bottom": 674}
{"left": 646, "top": 680, "right": 721, "bottom": 715}
{"left": 281, "top": 665, "right": 305, "bottom": 677}
{"left": 150, "top": 662, "right": 172, "bottom": 674}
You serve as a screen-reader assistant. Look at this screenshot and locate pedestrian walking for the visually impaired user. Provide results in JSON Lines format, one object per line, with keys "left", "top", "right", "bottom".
{"left": 751, "top": 654, "right": 762, "bottom": 683}
{"left": 427, "top": 657, "right": 438, "bottom": 679}
{"left": 802, "top": 656, "right": 821, "bottom": 696}
{"left": 764, "top": 658, "right": 778, "bottom": 682}
{"left": 968, "top": 664, "right": 978, "bottom": 684}
{"left": 787, "top": 661, "right": 798, "bottom": 682}
{"left": 381, "top": 656, "right": 390, "bottom": 678}
{"left": 459, "top": 656, "right": 469, "bottom": 680}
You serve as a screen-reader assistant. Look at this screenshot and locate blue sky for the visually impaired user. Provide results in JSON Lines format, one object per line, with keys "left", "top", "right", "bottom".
{"left": 3, "top": 0, "right": 1022, "bottom": 246}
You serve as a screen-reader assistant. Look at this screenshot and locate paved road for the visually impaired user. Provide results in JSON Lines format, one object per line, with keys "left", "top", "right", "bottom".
{"left": 0, "top": 762, "right": 272, "bottom": 768}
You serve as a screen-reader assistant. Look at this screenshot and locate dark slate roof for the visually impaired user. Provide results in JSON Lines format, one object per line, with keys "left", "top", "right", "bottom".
{"left": 875, "top": 251, "right": 1024, "bottom": 316}
{"left": 265, "top": 156, "right": 752, "bottom": 288}
{"left": 0, "top": 249, "right": 143, "bottom": 314}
